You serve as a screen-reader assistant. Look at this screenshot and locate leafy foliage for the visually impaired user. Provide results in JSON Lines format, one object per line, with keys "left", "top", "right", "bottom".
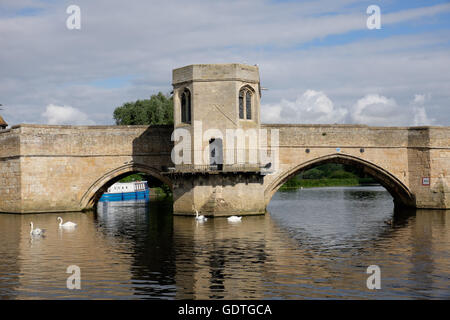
{"left": 328, "top": 170, "right": 356, "bottom": 179}
{"left": 113, "top": 92, "right": 173, "bottom": 125}
{"left": 281, "top": 163, "right": 377, "bottom": 190}
{"left": 302, "top": 168, "right": 324, "bottom": 179}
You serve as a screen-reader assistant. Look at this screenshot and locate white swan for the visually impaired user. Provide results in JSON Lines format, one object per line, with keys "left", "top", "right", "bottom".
{"left": 227, "top": 215, "right": 242, "bottom": 222}
{"left": 195, "top": 210, "right": 207, "bottom": 222}
{"left": 57, "top": 217, "right": 77, "bottom": 228}
{"left": 30, "top": 222, "right": 45, "bottom": 236}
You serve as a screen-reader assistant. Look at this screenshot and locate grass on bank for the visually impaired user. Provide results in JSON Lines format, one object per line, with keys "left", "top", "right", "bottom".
{"left": 279, "top": 177, "right": 377, "bottom": 191}
{"left": 279, "top": 164, "right": 378, "bottom": 191}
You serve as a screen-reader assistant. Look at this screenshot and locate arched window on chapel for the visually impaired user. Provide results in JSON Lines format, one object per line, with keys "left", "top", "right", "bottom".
{"left": 181, "top": 88, "right": 191, "bottom": 123}
{"left": 239, "top": 86, "right": 253, "bottom": 120}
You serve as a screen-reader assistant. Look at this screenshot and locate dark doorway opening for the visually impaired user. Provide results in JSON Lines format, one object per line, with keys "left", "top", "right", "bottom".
{"left": 209, "top": 138, "right": 223, "bottom": 171}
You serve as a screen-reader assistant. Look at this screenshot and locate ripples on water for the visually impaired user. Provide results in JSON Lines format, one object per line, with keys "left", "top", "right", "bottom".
{"left": 0, "top": 186, "right": 448, "bottom": 299}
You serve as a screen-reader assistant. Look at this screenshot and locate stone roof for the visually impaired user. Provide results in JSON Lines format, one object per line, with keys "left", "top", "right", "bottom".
{"left": 0, "top": 114, "right": 8, "bottom": 128}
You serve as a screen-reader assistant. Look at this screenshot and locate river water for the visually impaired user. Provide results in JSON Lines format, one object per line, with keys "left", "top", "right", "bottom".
{"left": 0, "top": 186, "right": 448, "bottom": 299}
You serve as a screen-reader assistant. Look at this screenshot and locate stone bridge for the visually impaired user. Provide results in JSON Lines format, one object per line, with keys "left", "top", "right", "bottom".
{"left": 1, "top": 64, "right": 449, "bottom": 215}
{"left": 0, "top": 123, "right": 449, "bottom": 214}
{"left": 0, "top": 124, "right": 172, "bottom": 213}
{"left": 263, "top": 124, "right": 449, "bottom": 210}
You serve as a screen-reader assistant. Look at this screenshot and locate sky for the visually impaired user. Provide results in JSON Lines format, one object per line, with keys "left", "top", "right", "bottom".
{"left": 0, "top": 0, "right": 449, "bottom": 127}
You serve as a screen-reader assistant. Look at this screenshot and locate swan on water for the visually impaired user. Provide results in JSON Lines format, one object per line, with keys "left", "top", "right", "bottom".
{"left": 30, "top": 222, "right": 45, "bottom": 236}
{"left": 227, "top": 216, "right": 242, "bottom": 222}
{"left": 57, "top": 217, "right": 77, "bottom": 228}
{"left": 195, "top": 210, "right": 207, "bottom": 222}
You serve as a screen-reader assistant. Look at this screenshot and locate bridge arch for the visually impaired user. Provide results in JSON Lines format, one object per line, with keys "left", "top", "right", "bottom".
{"left": 80, "top": 163, "right": 172, "bottom": 209}
{"left": 265, "top": 153, "right": 415, "bottom": 208}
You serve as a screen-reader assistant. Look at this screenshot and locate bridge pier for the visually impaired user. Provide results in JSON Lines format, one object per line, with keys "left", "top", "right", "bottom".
{"left": 171, "top": 173, "right": 266, "bottom": 217}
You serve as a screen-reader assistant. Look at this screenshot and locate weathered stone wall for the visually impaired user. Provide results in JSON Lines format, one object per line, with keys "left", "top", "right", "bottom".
{"left": 172, "top": 173, "right": 265, "bottom": 216}
{"left": 262, "top": 125, "right": 410, "bottom": 193}
{"left": 415, "top": 127, "right": 450, "bottom": 208}
{"left": 0, "top": 128, "right": 22, "bottom": 212}
{"left": 173, "top": 64, "right": 261, "bottom": 166}
{"left": 262, "top": 124, "right": 450, "bottom": 209}
{"left": 1, "top": 124, "right": 173, "bottom": 213}
{"left": 1, "top": 123, "right": 448, "bottom": 214}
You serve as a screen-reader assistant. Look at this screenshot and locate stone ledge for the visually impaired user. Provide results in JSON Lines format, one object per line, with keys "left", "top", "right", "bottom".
{"left": 262, "top": 124, "right": 449, "bottom": 130}
{"left": 10, "top": 124, "right": 172, "bottom": 130}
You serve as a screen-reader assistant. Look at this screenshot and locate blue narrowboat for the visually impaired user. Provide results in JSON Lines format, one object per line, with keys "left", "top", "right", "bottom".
{"left": 99, "top": 181, "right": 150, "bottom": 202}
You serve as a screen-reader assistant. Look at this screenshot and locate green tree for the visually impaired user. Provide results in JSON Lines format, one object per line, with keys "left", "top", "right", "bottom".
{"left": 113, "top": 92, "right": 173, "bottom": 125}
{"left": 302, "top": 168, "right": 324, "bottom": 179}
{"left": 328, "top": 170, "right": 356, "bottom": 179}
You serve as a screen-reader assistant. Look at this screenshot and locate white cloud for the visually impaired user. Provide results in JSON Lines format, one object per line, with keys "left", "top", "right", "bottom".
{"left": 413, "top": 94, "right": 426, "bottom": 104}
{"left": 350, "top": 93, "right": 437, "bottom": 126}
{"left": 263, "top": 92, "right": 437, "bottom": 126}
{"left": 262, "top": 90, "right": 347, "bottom": 124}
{"left": 411, "top": 93, "right": 435, "bottom": 126}
{"left": 42, "top": 104, "right": 95, "bottom": 125}
{"left": 351, "top": 94, "right": 404, "bottom": 126}
{"left": 413, "top": 106, "right": 433, "bottom": 126}
{"left": 1, "top": 1, "right": 449, "bottom": 126}
{"left": 383, "top": 3, "right": 450, "bottom": 25}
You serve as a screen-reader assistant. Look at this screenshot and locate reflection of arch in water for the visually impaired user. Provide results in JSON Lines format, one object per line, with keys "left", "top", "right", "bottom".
{"left": 80, "top": 163, "right": 172, "bottom": 209}
{"left": 265, "top": 153, "right": 415, "bottom": 208}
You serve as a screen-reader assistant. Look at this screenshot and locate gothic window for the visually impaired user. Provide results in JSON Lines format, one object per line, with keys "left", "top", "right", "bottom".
{"left": 246, "top": 91, "right": 252, "bottom": 120}
{"left": 181, "top": 88, "right": 191, "bottom": 123}
{"left": 239, "top": 86, "right": 253, "bottom": 120}
{"left": 239, "top": 91, "right": 244, "bottom": 119}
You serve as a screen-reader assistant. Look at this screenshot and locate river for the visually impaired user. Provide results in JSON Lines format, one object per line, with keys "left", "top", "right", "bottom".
{"left": 0, "top": 186, "right": 448, "bottom": 299}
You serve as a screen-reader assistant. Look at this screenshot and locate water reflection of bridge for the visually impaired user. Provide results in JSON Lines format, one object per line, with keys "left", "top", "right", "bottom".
{"left": 0, "top": 201, "right": 448, "bottom": 299}
{"left": 170, "top": 207, "right": 449, "bottom": 299}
